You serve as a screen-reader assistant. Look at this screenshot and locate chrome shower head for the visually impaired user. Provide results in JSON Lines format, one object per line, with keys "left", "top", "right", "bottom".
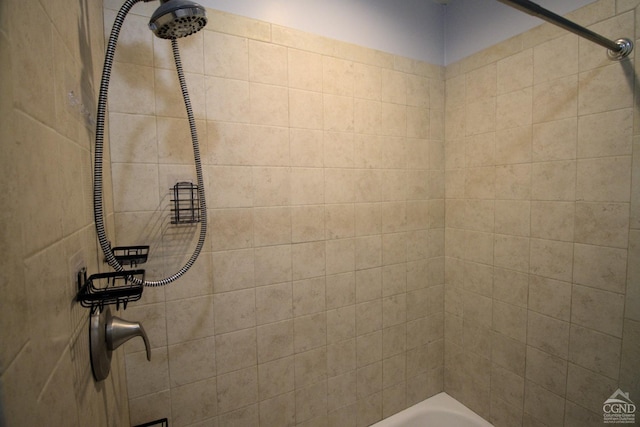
{"left": 148, "top": 0, "right": 207, "bottom": 39}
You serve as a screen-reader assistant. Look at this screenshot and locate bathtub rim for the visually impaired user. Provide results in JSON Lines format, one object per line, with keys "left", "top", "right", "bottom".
{"left": 371, "top": 391, "right": 494, "bottom": 427}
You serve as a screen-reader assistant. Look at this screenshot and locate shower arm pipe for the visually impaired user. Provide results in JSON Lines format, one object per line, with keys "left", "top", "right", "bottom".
{"left": 496, "top": 0, "right": 633, "bottom": 60}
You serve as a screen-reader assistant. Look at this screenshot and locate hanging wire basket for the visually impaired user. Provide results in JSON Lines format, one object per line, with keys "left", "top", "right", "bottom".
{"left": 76, "top": 268, "right": 145, "bottom": 311}
{"left": 170, "top": 182, "right": 201, "bottom": 225}
{"left": 111, "top": 245, "right": 149, "bottom": 267}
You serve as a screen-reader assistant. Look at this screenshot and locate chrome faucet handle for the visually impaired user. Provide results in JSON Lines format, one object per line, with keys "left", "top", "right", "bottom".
{"left": 90, "top": 307, "right": 152, "bottom": 381}
{"left": 106, "top": 311, "right": 151, "bottom": 361}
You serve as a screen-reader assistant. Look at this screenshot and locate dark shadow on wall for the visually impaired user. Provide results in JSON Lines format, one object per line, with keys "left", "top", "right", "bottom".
{"left": 621, "top": 57, "right": 640, "bottom": 111}
{"left": 76, "top": 0, "right": 98, "bottom": 134}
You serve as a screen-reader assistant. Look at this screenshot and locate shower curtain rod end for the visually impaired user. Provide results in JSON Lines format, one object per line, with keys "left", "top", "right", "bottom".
{"left": 608, "top": 38, "right": 633, "bottom": 60}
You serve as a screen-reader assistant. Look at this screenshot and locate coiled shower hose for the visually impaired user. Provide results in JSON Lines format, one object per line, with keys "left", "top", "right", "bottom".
{"left": 94, "top": 0, "right": 207, "bottom": 287}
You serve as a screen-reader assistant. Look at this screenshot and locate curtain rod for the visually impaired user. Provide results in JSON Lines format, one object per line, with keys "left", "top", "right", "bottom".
{"left": 496, "top": 0, "right": 633, "bottom": 60}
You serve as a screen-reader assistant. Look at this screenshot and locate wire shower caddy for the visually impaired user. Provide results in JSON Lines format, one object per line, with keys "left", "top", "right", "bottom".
{"left": 170, "top": 181, "right": 201, "bottom": 225}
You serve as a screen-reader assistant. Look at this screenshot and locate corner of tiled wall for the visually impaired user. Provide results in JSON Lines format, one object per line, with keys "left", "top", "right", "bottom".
{"left": 444, "top": 0, "right": 640, "bottom": 425}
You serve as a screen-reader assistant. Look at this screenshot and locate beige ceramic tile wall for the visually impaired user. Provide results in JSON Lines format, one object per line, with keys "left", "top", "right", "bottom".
{"left": 444, "top": 0, "right": 640, "bottom": 425}
{"left": 0, "top": 0, "right": 130, "bottom": 426}
{"left": 106, "top": 4, "right": 446, "bottom": 426}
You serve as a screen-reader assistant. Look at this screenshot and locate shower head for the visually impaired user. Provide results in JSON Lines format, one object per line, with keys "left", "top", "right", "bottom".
{"left": 148, "top": 0, "right": 207, "bottom": 39}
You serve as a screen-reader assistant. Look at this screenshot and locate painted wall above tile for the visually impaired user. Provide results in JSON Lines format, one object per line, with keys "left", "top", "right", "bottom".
{"left": 200, "top": 0, "right": 596, "bottom": 65}
{"left": 201, "top": 0, "right": 446, "bottom": 64}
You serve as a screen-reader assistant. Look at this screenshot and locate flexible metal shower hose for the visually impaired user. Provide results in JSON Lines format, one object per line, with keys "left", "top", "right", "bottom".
{"left": 94, "top": 0, "right": 207, "bottom": 287}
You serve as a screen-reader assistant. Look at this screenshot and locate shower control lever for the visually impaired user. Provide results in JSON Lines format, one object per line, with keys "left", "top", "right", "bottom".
{"left": 90, "top": 307, "right": 151, "bottom": 381}
{"left": 106, "top": 312, "right": 151, "bottom": 361}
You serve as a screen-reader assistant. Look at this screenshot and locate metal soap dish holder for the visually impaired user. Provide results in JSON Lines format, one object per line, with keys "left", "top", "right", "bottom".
{"left": 76, "top": 268, "right": 145, "bottom": 312}
{"left": 171, "top": 181, "right": 201, "bottom": 225}
{"left": 110, "top": 245, "right": 149, "bottom": 267}
{"left": 133, "top": 418, "right": 168, "bottom": 427}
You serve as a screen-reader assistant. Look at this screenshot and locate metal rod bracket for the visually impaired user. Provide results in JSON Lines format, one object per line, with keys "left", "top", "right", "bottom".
{"left": 498, "top": 0, "right": 634, "bottom": 61}
{"left": 608, "top": 38, "right": 634, "bottom": 61}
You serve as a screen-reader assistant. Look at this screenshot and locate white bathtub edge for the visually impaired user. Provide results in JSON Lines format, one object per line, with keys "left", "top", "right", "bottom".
{"left": 371, "top": 392, "right": 494, "bottom": 427}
